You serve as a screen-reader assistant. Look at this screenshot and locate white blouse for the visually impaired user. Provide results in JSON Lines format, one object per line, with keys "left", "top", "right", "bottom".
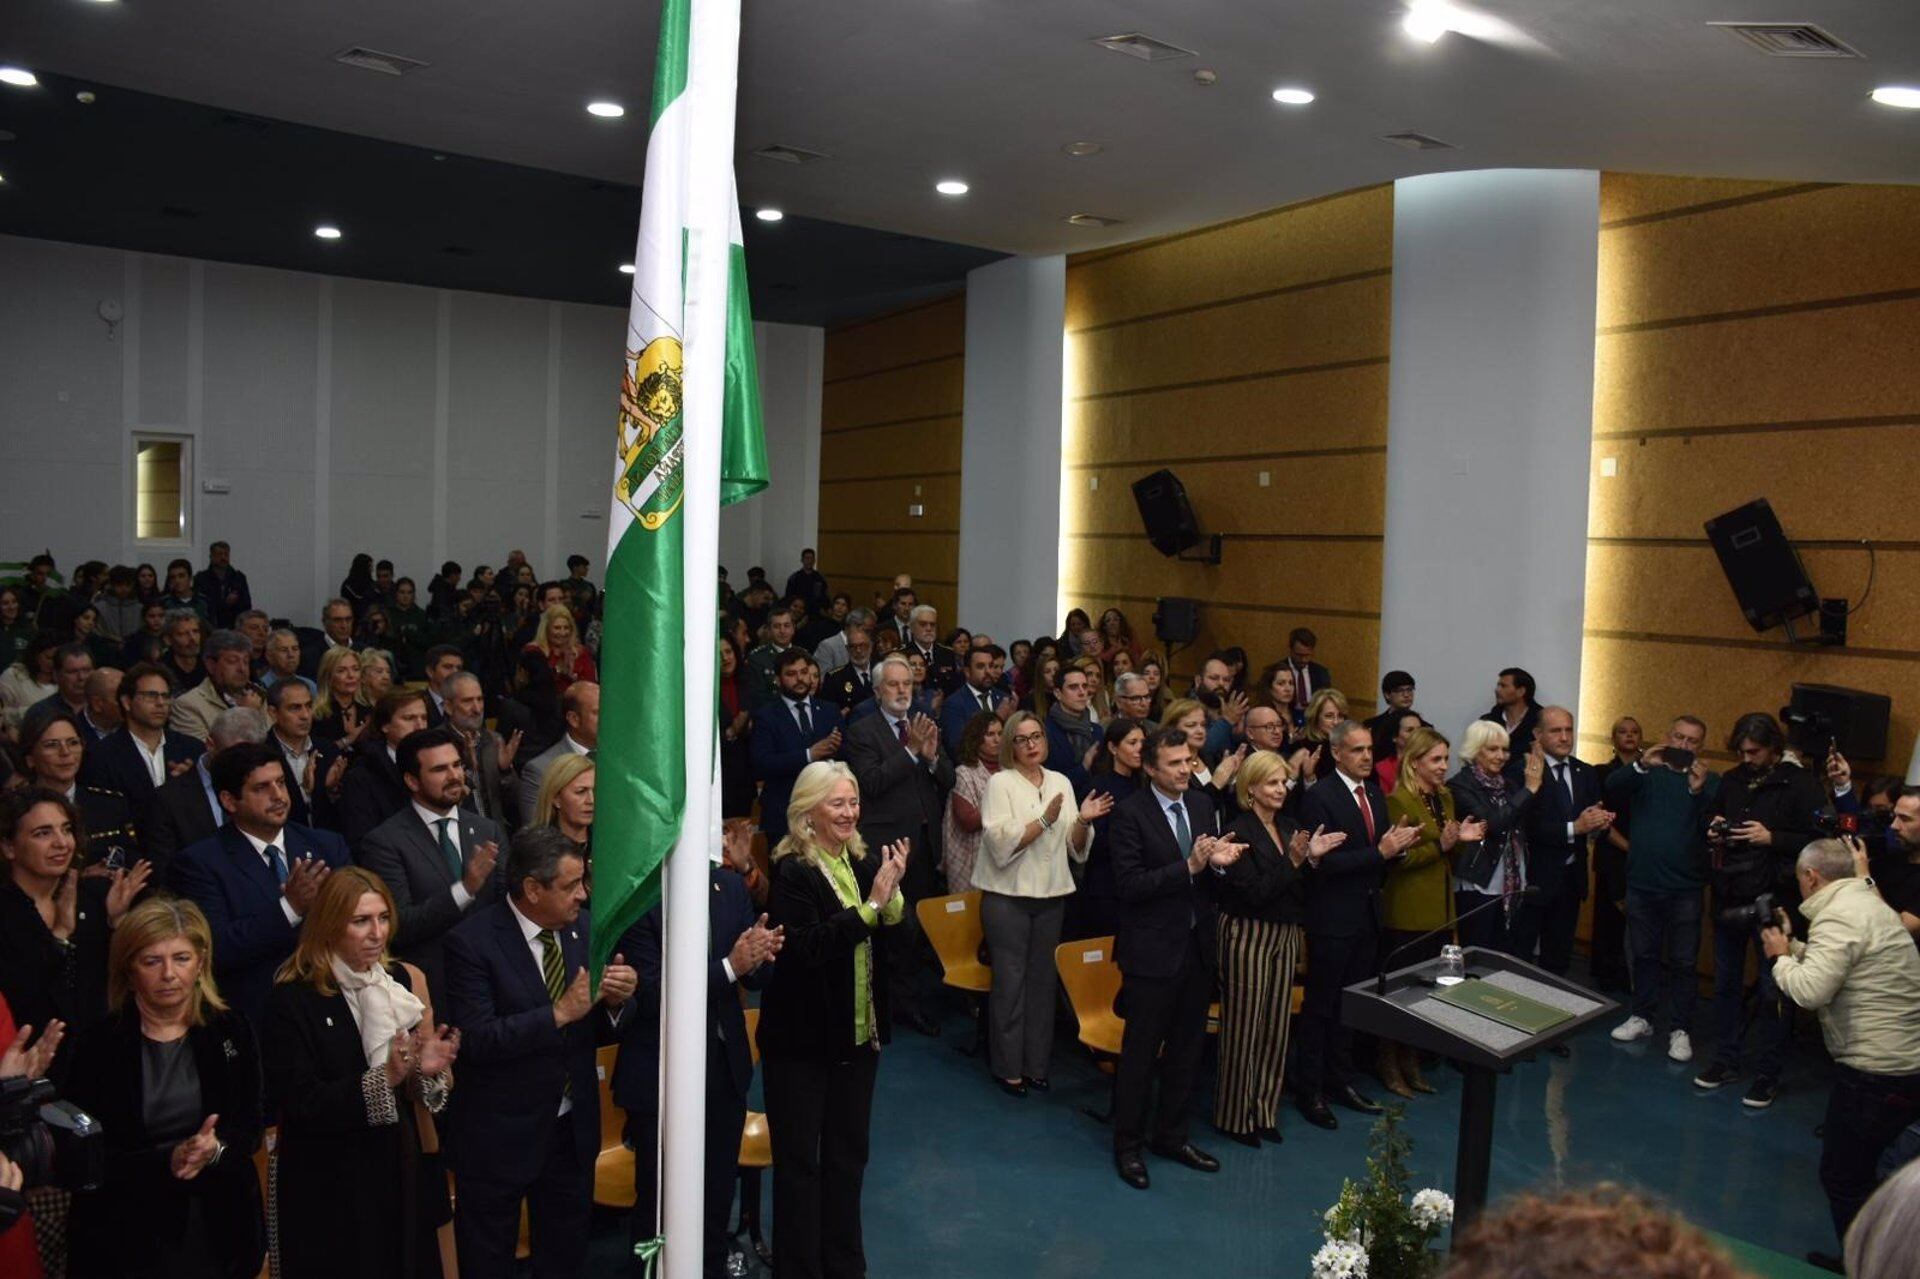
{"left": 976, "top": 767, "right": 1089, "bottom": 899}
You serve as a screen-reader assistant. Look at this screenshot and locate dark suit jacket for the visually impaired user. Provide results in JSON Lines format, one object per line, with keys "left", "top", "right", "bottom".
{"left": 81, "top": 726, "right": 204, "bottom": 827}
{"left": 749, "top": 695, "right": 840, "bottom": 842}
{"left": 295, "top": 631, "right": 359, "bottom": 681}
{"left": 1525, "top": 754, "right": 1602, "bottom": 898}
{"left": 939, "top": 682, "right": 1008, "bottom": 755}
{"left": 442, "top": 900, "right": 620, "bottom": 1187}
{"left": 906, "top": 641, "right": 961, "bottom": 694}
{"left": 66, "top": 1007, "right": 265, "bottom": 1279}
{"left": 170, "top": 822, "right": 352, "bottom": 1031}
{"left": 1298, "top": 771, "right": 1392, "bottom": 938}
{"left": 844, "top": 707, "right": 954, "bottom": 886}
{"left": 193, "top": 566, "right": 253, "bottom": 628}
{"left": 145, "top": 762, "right": 225, "bottom": 881}
{"left": 267, "top": 733, "right": 337, "bottom": 830}
{"left": 355, "top": 804, "right": 506, "bottom": 1005}
{"left": 614, "top": 867, "right": 761, "bottom": 1114}
{"left": 756, "top": 851, "right": 895, "bottom": 1063}
{"left": 821, "top": 662, "right": 875, "bottom": 715}
{"left": 337, "top": 740, "right": 411, "bottom": 850}
{"left": 1108, "top": 785, "right": 1222, "bottom": 981}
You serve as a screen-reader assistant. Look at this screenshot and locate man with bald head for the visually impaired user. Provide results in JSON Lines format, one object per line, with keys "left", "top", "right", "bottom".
{"left": 82, "top": 667, "right": 124, "bottom": 740}
{"left": 1525, "top": 705, "right": 1613, "bottom": 976}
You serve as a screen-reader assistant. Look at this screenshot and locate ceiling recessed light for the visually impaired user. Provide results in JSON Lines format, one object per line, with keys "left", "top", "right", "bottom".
{"left": 586, "top": 101, "right": 625, "bottom": 118}
{"left": 313, "top": 224, "right": 342, "bottom": 241}
{"left": 1870, "top": 85, "right": 1920, "bottom": 109}
{"left": 935, "top": 179, "right": 969, "bottom": 196}
{"left": 1271, "top": 86, "right": 1316, "bottom": 105}
{"left": 754, "top": 208, "right": 784, "bottom": 222}
{"left": 1062, "top": 141, "right": 1103, "bottom": 157}
{"left": 1402, "top": 1, "right": 1453, "bottom": 42}
{"left": 0, "top": 68, "right": 39, "bottom": 88}
{"left": 618, "top": 263, "right": 636, "bottom": 275}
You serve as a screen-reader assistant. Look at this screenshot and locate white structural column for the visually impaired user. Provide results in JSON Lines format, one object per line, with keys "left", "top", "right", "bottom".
{"left": 958, "top": 254, "right": 1067, "bottom": 644}
{"left": 1379, "top": 170, "right": 1601, "bottom": 744}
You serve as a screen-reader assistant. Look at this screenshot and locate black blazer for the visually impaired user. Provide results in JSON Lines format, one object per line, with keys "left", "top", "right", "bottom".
{"left": 169, "top": 822, "right": 352, "bottom": 1033}
{"left": 1108, "top": 785, "right": 1222, "bottom": 981}
{"left": 338, "top": 740, "right": 411, "bottom": 851}
{"left": 844, "top": 708, "right": 954, "bottom": 868}
{"left": 264, "top": 965, "right": 446, "bottom": 1279}
{"left": 1524, "top": 754, "right": 1602, "bottom": 898}
{"left": 441, "top": 900, "right": 618, "bottom": 1188}
{"left": 614, "top": 867, "right": 762, "bottom": 1114}
{"left": 757, "top": 850, "right": 895, "bottom": 1064}
{"left": 1446, "top": 767, "right": 1539, "bottom": 890}
{"left": 80, "top": 726, "right": 204, "bottom": 827}
{"left": 144, "top": 764, "right": 224, "bottom": 883}
{"left": 0, "top": 877, "right": 112, "bottom": 1066}
{"left": 749, "top": 695, "right": 842, "bottom": 842}
{"left": 66, "top": 1008, "right": 266, "bottom": 1279}
{"left": 354, "top": 805, "right": 506, "bottom": 1007}
{"left": 821, "top": 663, "right": 875, "bottom": 715}
{"left": 1221, "top": 810, "right": 1308, "bottom": 925}
{"left": 1298, "top": 772, "right": 1392, "bottom": 938}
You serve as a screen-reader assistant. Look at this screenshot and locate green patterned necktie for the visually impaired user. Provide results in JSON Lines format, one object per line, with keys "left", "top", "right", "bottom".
{"left": 435, "top": 818, "right": 461, "bottom": 881}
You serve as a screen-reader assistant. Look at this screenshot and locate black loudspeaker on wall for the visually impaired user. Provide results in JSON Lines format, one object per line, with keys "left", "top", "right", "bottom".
{"left": 1153, "top": 597, "right": 1200, "bottom": 646}
{"left": 1132, "top": 469, "right": 1205, "bottom": 557}
{"left": 1703, "top": 498, "right": 1819, "bottom": 633}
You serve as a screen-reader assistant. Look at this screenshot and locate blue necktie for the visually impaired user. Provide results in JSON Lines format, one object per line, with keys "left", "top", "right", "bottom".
{"left": 265, "top": 842, "right": 290, "bottom": 886}
{"left": 1169, "top": 802, "right": 1192, "bottom": 856}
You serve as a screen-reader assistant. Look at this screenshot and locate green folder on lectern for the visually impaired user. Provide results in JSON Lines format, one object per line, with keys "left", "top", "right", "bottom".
{"left": 1431, "top": 979, "right": 1574, "bottom": 1035}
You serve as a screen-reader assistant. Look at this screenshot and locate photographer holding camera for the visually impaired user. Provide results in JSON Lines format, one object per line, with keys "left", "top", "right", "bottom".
{"left": 1762, "top": 838, "right": 1920, "bottom": 1256}
{"left": 1694, "top": 712, "right": 1826, "bottom": 1108}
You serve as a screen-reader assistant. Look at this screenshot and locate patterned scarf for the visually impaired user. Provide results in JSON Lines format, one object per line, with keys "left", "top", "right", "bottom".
{"left": 1472, "top": 764, "right": 1526, "bottom": 919}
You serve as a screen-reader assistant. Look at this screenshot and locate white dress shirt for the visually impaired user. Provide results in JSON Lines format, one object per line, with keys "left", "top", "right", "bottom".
{"left": 130, "top": 730, "right": 168, "bottom": 788}
{"left": 238, "top": 826, "right": 304, "bottom": 925}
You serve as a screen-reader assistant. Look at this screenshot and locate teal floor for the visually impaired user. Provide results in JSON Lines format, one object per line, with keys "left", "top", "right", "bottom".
{"left": 584, "top": 975, "right": 1841, "bottom": 1277}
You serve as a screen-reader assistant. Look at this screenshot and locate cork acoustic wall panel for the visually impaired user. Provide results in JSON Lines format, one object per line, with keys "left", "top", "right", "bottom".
{"left": 1579, "top": 175, "right": 1920, "bottom": 773}
{"left": 1061, "top": 185, "right": 1394, "bottom": 706}
{"left": 817, "top": 294, "right": 965, "bottom": 623}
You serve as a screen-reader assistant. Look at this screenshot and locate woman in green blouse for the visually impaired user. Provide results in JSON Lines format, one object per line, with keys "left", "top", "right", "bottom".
{"left": 1381, "top": 727, "right": 1486, "bottom": 1097}
{"left": 756, "top": 760, "right": 909, "bottom": 1279}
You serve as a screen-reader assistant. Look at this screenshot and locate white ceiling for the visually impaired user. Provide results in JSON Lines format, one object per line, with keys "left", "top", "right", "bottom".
{"left": 8, "top": 0, "right": 1920, "bottom": 255}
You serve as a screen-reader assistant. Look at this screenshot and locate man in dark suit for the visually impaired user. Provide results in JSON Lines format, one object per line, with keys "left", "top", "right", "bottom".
{"left": 442, "top": 827, "right": 636, "bottom": 1279}
{"left": 81, "top": 661, "right": 203, "bottom": 827}
{"left": 1480, "top": 666, "right": 1543, "bottom": 775}
{"left": 1295, "top": 719, "right": 1422, "bottom": 1129}
{"left": 1526, "top": 706, "right": 1613, "bottom": 977}
{"left": 1107, "top": 726, "right": 1245, "bottom": 1190}
{"left": 940, "top": 645, "right": 1011, "bottom": 754}
{"left": 144, "top": 704, "right": 271, "bottom": 882}
{"left": 444, "top": 670, "right": 519, "bottom": 830}
{"left": 296, "top": 598, "right": 360, "bottom": 680}
{"left": 264, "top": 679, "right": 328, "bottom": 828}
{"left": 355, "top": 726, "right": 505, "bottom": 1004}
{"left": 517, "top": 681, "right": 597, "bottom": 822}
{"left": 420, "top": 643, "right": 466, "bottom": 727}
{"left": 820, "top": 625, "right": 877, "bottom": 717}
{"left": 1283, "top": 627, "right": 1333, "bottom": 723}
{"left": 615, "top": 831, "right": 782, "bottom": 1278}
{"left": 750, "top": 649, "right": 841, "bottom": 844}
{"left": 904, "top": 604, "right": 960, "bottom": 695}
{"left": 169, "top": 740, "right": 350, "bottom": 1030}
{"left": 844, "top": 653, "right": 952, "bottom": 1035}
{"left": 192, "top": 541, "right": 252, "bottom": 629}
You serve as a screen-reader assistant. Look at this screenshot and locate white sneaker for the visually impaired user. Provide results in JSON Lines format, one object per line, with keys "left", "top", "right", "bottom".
{"left": 1610, "top": 1016, "right": 1653, "bottom": 1043}
{"left": 1668, "top": 1031, "right": 1693, "bottom": 1063}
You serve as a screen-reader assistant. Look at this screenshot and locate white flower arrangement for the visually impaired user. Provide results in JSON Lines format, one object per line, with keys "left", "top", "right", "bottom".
{"left": 1311, "top": 1239, "right": 1370, "bottom": 1279}
{"left": 1410, "top": 1189, "right": 1455, "bottom": 1230}
{"left": 1308, "top": 1108, "right": 1451, "bottom": 1279}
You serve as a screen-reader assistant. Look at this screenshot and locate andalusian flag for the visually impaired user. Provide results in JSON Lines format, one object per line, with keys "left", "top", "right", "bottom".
{"left": 594, "top": 0, "right": 767, "bottom": 973}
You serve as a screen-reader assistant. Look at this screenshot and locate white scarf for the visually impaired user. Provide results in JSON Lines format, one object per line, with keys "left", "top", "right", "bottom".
{"left": 329, "top": 954, "right": 425, "bottom": 1068}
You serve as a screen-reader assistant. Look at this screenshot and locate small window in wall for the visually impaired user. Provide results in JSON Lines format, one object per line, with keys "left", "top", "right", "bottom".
{"left": 134, "top": 434, "right": 192, "bottom": 545}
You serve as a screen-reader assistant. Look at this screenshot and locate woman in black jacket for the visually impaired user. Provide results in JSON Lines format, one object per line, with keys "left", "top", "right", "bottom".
{"left": 264, "top": 866, "right": 459, "bottom": 1279}
{"left": 757, "top": 761, "right": 910, "bottom": 1279}
{"left": 336, "top": 689, "right": 432, "bottom": 848}
{"left": 1446, "top": 719, "right": 1545, "bottom": 956}
{"left": 66, "top": 897, "right": 265, "bottom": 1279}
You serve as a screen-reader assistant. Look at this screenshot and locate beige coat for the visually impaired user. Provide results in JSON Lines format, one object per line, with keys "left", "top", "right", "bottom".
{"left": 976, "top": 767, "right": 1089, "bottom": 899}
{"left": 1772, "top": 876, "right": 1920, "bottom": 1076}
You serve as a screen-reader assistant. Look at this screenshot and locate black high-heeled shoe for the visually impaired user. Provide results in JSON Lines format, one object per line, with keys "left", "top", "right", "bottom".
{"left": 1258, "top": 1125, "right": 1285, "bottom": 1144}
{"left": 1023, "top": 1076, "right": 1051, "bottom": 1093}
{"left": 995, "top": 1077, "right": 1027, "bottom": 1098}
{"left": 1211, "top": 1124, "right": 1260, "bottom": 1149}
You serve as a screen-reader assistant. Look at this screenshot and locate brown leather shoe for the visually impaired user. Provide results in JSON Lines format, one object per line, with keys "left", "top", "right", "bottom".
{"left": 1403, "top": 1046, "right": 1437, "bottom": 1095}
{"left": 1376, "top": 1046, "right": 1415, "bottom": 1100}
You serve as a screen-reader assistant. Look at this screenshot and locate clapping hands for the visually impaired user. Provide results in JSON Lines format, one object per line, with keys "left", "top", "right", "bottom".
{"left": 869, "top": 840, "right": 911, "bottom": 907}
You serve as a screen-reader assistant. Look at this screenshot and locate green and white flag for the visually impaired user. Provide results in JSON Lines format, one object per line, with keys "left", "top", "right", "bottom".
{"left": 594, "top": 0, "right": 767, "bottom": 974}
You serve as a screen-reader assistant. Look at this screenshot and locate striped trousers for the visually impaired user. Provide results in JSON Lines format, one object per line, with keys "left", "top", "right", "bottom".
{"left": 1213, "top": 915, "right": 1303, "bottom": 1135}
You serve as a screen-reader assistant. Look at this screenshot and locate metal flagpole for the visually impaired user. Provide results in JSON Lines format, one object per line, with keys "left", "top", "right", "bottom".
{"left": 662, "top": 1, "right": 743, "bottom": 1276}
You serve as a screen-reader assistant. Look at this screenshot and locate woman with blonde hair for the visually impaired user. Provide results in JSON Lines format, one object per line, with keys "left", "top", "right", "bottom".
{"left": 1447, "top": 718, "right": 1544, "bottom": 956}
{"left": 1291, "top": 688, "right": 1349, "bottom": 784}
{"left": 264, "top": 866, "right": 459, "bottom": 1279}
{"left": 525, "top": 604, "right": 596, "bottom": 694}
{"left": 1214, "top": 750, "right": 1342, "bottom": 1145}
{"left": 1163, "top": 697, "right": 1247, "bottom": 803}
{"left": 358, "top": 647, "right": 397, "bottom": 703}
{"left": 534, "top": 753, "right": 596, "bottom": 858}
{"left": 312, "top": 645, "right": 371, "bottom": 744}
{"left": 1378, "top": 727, "right": 1485, "bottom": 1097}
{"left": 756, "top": 761, "right": 910, "bottom": 1279}
{"left": 65, "top": 896, "right": 266, "bottom": 1279}
{"left": 977, "top": 711, "right": 1109, "bottom": 1095}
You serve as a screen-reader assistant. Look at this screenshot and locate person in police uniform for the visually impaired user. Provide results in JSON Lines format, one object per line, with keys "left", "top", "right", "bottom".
{"left": 821, "top": 625, "right": 877, "bottom": 717}
{"left": 17, "top": 706, "right": 142, "bottom": 869}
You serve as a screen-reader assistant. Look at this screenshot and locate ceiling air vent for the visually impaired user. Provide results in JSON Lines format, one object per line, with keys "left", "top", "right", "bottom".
{"left": 752, "top": 143, "right": 830, "bottom": 165}
{"left": 1380, "top": 131, "right": 1456, "bottom": 151}
{"left": 1093, "top": 32, "right": 1198, "bottom": 62}
{"left": 1065, "top": 213, "right": 1124, "bottom": 228}
{"left": 331, "top": 46, "right": 431, "bottom": 76}
{"left": 1707, "top": 22, "right": 1861, "bottom": 58}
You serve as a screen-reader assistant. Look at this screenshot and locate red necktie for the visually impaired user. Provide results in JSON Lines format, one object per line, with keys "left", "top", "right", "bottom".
{"left": 1354, "top": 783, "right": 1376, "bottom": 843}
{"left": 896, "top": 718, "right": 908, "bottom": 745}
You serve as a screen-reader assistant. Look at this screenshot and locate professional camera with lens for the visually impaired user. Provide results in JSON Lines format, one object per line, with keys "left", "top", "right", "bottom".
{"left": 0, "top": 1075, "right": 105, "bottom": 1195}
{"left": 1717, "top": 891, "right": 1778, "bottom": 931}
{"left": 1815, "top": 807, "right": 1891, "bottom": 857}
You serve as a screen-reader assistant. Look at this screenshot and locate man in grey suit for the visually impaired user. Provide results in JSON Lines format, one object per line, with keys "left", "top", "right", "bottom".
{"left": 518, "top": 680, "right": 598, "bottom": 821}
{"left": 844, "top": 654, "right": 953, "bottom": 1035}
{"left": 444, "top": 671, "right": 520, "bottom": 830}
{"left": 356, "top": 724, "right": 505, "bottom": 1004}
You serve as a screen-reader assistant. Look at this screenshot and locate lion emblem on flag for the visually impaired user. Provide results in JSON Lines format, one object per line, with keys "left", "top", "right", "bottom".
{"left": 616, "top": 336, "right": 686, "bottom": 530}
